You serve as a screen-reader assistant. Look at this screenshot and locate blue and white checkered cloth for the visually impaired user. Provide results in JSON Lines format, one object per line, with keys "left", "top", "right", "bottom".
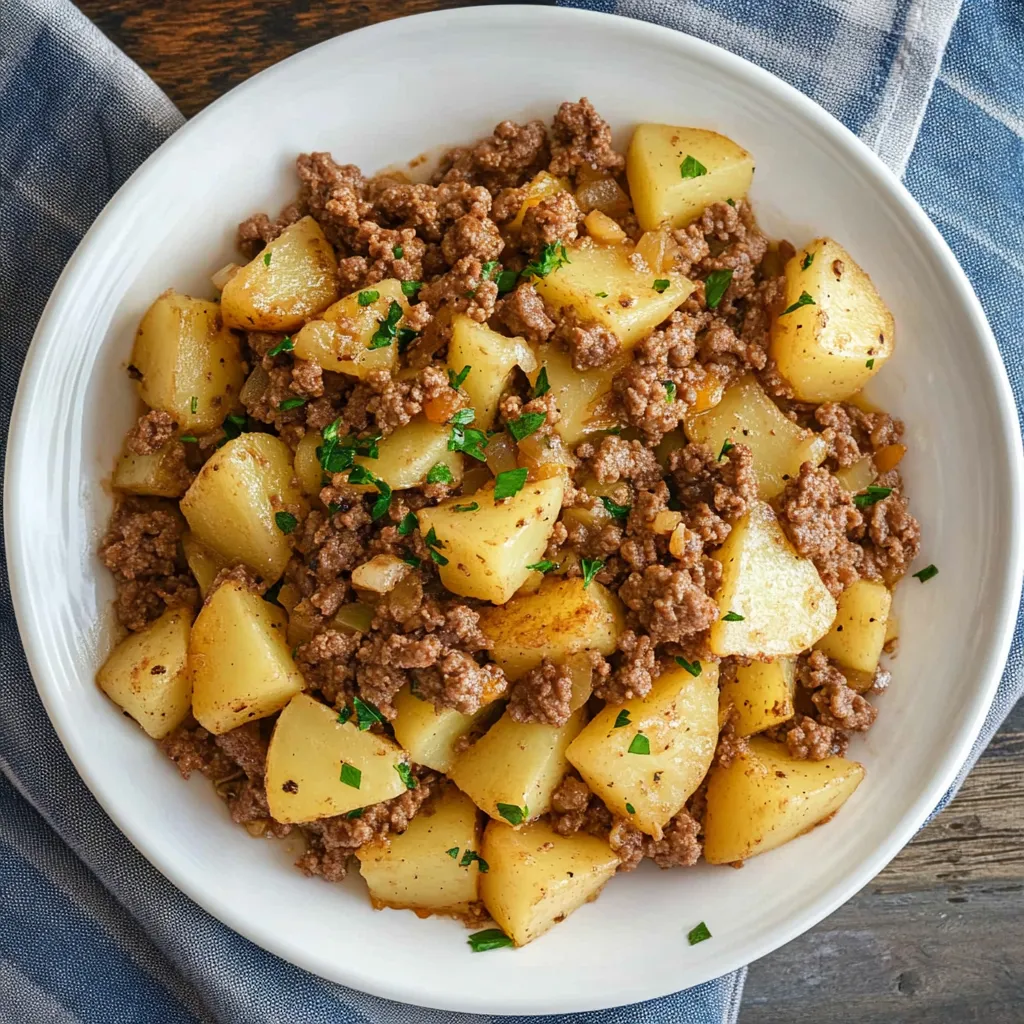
{"left": 1, "top": 0, "right": 1021, "bottom": 1020}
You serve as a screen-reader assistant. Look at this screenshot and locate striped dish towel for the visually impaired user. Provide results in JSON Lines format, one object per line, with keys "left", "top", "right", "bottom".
{"left": 1, "top": 0, "right": 1021, "bottom": 1022}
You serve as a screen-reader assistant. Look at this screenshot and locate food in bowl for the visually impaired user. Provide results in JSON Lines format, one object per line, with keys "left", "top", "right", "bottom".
{"left": 95, "top": 99, "right": 925, "bottom": 948}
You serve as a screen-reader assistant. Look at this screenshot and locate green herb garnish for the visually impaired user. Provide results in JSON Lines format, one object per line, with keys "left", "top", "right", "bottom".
{"left": 595, "top": 291, "right": 608, "bottom": 298}
{"left": 704, "top": 269, "right": 734, "bottom": 310}
{"left": 267, "top": 335, "right": 294, "bottom": 357}
{"left": 913, "top": 564, "right": 939, "bottom": 583}
{"left": 663, "top": 381, "right": 677, "bottom": 403}
{"left": 346, "top": 808, "right": 364, "bottom": 819}
{"left": 494, "top": 468, "right": 528, "bottom": 501}
{"left": 337, "top": 707, "right": 352, "bottom": 725}
{"left": 449, "top": 365, "right": 471, "bottom": 390}
{"left": 526, "top": 559, "right": 558, "bottom": 574}
{"left": 395, "top": 762, "right": 417, "bottom": 790}
{"left": 339, "top": 763, "right": 361, "bottom": 789}
{"left": 401, "top": 280, "right": 422, "bottom": 299}
{"left": 459, "top": 849, "right": 489, "bottom": 872}
{"left": 781, "top": 291, "right": 816, "bottom": 316}
{"left": 369, "top": 300, "right": 403, "bottom": 349}
{"left": 675, "top": 656, "right": 702, "bottom": 677}
{"left": 392, "top": 245, "right": 404, "bottom": 259}
{"left": 508, "top": 412, "right": 546, "bottom": 441}
{"left": 532, "top": 367, "right": 550, "bottom": 398}
{"left": 425, "top": 526, "right": 448, "bottom": 566}
{"left": 278, "top": 397, "right": 306, "bottom": 411}
{"left": 180, "top": 435, "right": 198, "bottom": 443}
{"left": 357, "top": 289, "right": 380, "bottom": 307}
{"left": 521, "top": 241, "right": 570, "bottom": 280}
{"left": 446, "top": 847, "right": 459, "bottom": 859}
{"left": 625, "top": 802, "right": 636, "bottom": 814}
{"left": 852, "top": 485, "right": 892, "bottom": 508}
{"left": 614, "top": 710, "right": 631, "bottom": 729}
{"left": 628, "top": 733, "right": 651, "bottom": 755}
{"left": 217, "top": 412, "right": 247, "bottom": 446}
{"left": 718, "top": 438, "right": 735, "bottom": 461}
{"left": 353, "top": 696, "right": 385, "bottom": 731}
{"left": 453, "top": 502, "right": 480, "bottom": 513}
{"left": 397, "top": 511, "right": 419, "bottom": 536}
{"left": 600, "top": 496, "right": 631, "bottom": 521}
{"left": 274, "top": 511, "right": 298, "bottom": 535}
{"left": 190, "top": 395, "right": 198, "bottom": 414}
{"left": 866, "top": 358, "right": 875, "bottom": 369}
{"left": 495, "top": 269, "right": 519, "bottom": 294}
{"left": 801, "top": 252, "right": 814, "bottom": 270}
{"left": 688, "top": 921, "right": 712, "bottom": 945}
{"left": 580, "top": 557, "right": 604, "bottom": 588}
{"left": 652, "top": 279, "right": 670, "bottom": 293}
{"left": 496, "top": 803, "right": 528, "bottom": 826}
{"left": 467, "top": 929, "right": 513, "bottom": 953}
{"left": 679, "top": 155, "right": 708, "bottom": 178}
{"left": 263, "top": 251, "right": 272, "bottom": 267}
{"left": 722, "top": 611, "right": 744, "bottom": 622}
{"left": 348, "top": 464, "right": 392, "bottom": 520}
{"left": 447, "top": 408, "right": 489, "bottom": 462}
{"left": 426, "top": 462, "right": 454, "bottom": 485}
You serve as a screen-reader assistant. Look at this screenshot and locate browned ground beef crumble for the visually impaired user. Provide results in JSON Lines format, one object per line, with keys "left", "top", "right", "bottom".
{"left": 104, "top": 99, "right": 921, "bottom": 890}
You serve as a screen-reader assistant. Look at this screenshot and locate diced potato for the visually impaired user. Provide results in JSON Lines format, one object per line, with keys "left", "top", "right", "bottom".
{"left": 447, "top": 315, "right": 537, "bottom": 430}
{"left": 526, "top": 343, "right": 620, "bottom": 446}
{"left": 480, "top": 820, "right": 618, "bottom": 946}
{"left": 265, "top": 693, "right": 410, "bottom": 822}
{"left": 532, "top": 240, "right": 694, "bottom": 349}
{"left": 626, "top": 124, "right": 755, "bottom": 231}
{"left": 834, "top": 456, "right": 875, "bottom": 494}
{"left": 112, "top": 443, "right": 190, "bottom": 498}
{"left": 710, "top": 501, "right": 836, "bottom": 658}
{"left": 293, "top": 278, "right": 408, "bottom": 378}
{"left": 449, "top": 708, "right": 587, "bottom": 824}
{"left": 567, "top": 663, "right": 719, "bottom": 838}
{"left": 96, "top": 608, "right": 192, "bottom": 739}
{"left": 293, "top": 430, "right": 325, "bottom": 498}
{"left": 584, "top": 210, "right": 628, "bottom": 244}
{"left": 703, "top": 736, "right": 865, "bottom": 864}
{"left": 417, "top": 477, "right": 563, "bottom": 605}
{"left": 392, "top": 686, "right": 501, "bottom": 773}
{"left": 684, "top": 375, "right": 828, "bottom": 499}
{"left": 353, "top": 417, "right": 462, "bottom": 491}
{"left": 508, "top": 171, "right": 570, "bottom": 232}
{"left": 357, "top": 787, "right": 482, "bottom": 915}
{"left": 815, "top": 578, "right": 892, "bottom": 675}
{"left": 718, "top": 658, "right": 796, "bottom": 737}
{"left": 480, "top": 577, "right": 625, "bottom": 680}
{"left": 190, "top": 578, "right": 304, "bottom": 734}
{"left": 180, "top": 433, "right": 307, "bottom": 583}
{"left": 131, "top": 290, "right": 245, "bottom": 433}
{"left": 221, "top": 216, "right": 339, "bottom": 332}
{"left": 181, "top": 531, "right": 227, "bottom": 599}
{"left": 770, "top": 239, "right": 895, "bottom": 402}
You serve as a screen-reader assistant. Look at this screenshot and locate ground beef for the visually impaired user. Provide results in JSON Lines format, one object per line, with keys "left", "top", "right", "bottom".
{"left": 552, "top": 307, "right": 621, "bottom": 371}
{"left": 549, "top": 97, "right": 625, "bottom": 176}
{"left": 435, "top": 119, "right": 550, "bottom": 193}
{"left": 550, "top": 773, "right": 613, "bottom": 838}
{"left": 412, "top": 651, "right": 507, "bottom": 717}
{"left": 296, "top": 630, "right": 361, "bottom": 707}
{"left": 713, "top": 713, "right": 749, "bottom": 769}
{"left": 593, "top": 630, "right": 657, "bottom": 703}
{"left": 441, "top": 214, "right": 504, "bottom": 265}
{"left": 495, "top": 281, "right": 555, "bottom": 343}
{"left": 814, "top": 402, "right": 904, "bottom": 467}
{"left": 507, "top": 658, "right": 574, "bottom": 726}
{"left": 520, "top": 191, "right": 581, "bottom": 251}
{"left": 798, "top": 650, "right": 878, "bottom": 733}
{"left": 207, "top": 564, "right": 266, "bottom": 599}
{"left": 777, "top": 463, "right": 864, "bottom": 596}
{"left": 775, "top": 714, "right": 848, "bottom": 760}
{"left": 237, "top": 202, "right": 302, "bottom": 260}
{"left": 646, "top": 810, "right": 702, "bottom": 868}
{"left": 861, "top": 489, "right": 921, "bottom": 582}
{"left": 613, "top": 362, "right": 685, "bottom": 445}
{"left": 359, "top": 365, "right": 450, "bottom": 436}
{"left": 669, "top": 442, "right": 758, "bottom": 523}
{"left": 608, "top": 818, "right": 647, "bottom": 871}
{"left": 125, "top": 410, "right": 176, "bottom": 455}
{"left": 160, "top": 721, "right": 236, "bottom": 780}
{"left": 619, "top": 565, "right": 718, "bottom": 645}
{"left": 578, "top": 435, "right": 663, "bottom": 490}
{"left": 418, "top": 256, "right": 499, "bottom": 322}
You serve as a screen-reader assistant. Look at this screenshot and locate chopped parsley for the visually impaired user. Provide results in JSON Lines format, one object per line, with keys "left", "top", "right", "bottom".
{"left": 718, "top": 438, "right": 735, "bottom": 461}
{"left": 801, "top": 251, "right": 815, "bottom": 271}
{"left": 397, "top": 511, "right": 419, "bottom": 536}
{"left": 392, "top": 245, "right": 404, "bottom": 259}
{"left": 580, "top": 557, "right": 604, "bottom": 588}
{"left": 278, "top": 397, "right": 306, "bottom": 411}
{"left": 346, "top": 807, "right": 364, "bottom": 819}
{"left": 628, "top": 733, "right": 651, "bottom": 755}
{"left": 494, "top": 467, "right": 528, "bottom": 501}
{"left": 652, "top": 279, "right": 670, "bottom": 293}
{"left": 401, "top": 280, "right": 422, "bottom": 299}
{"left": 453, "top": 502, "right": 480, "bottom": 513}
{"left": 688, "top": 921, "right": 712, "bottom": 945}
{"left": 663, "top": 381, "right": 677, "bottom": 403}
{"left": 459, "top": 849, "right": 489, "bottom": 873}
{"left": 397, "top": 327, "right": 419, "bottom": 352}
{"left": 263, "top": 579, "right": 283, "bottom": 606}
{"left": 600, "top": 496, "right": 631, "bottom": 521}
{"left": 852, "top": 485, "right": 892, "bottom": 508}
{"left": 274, "top": 511, "right": 298, "bottom": 535}
{"left": 446, "top": 847, "right": 460, "bottom": 860}
{"left": 353, "top": 695, "right": 385, "bottom": 731}
{"left": 722, "top": 611, "right": 745, "bottom": 622}
{"left": 337, "top": 707, "right": 352, "bottom": 725}
{"left": 339, "top": 763, "right": 361, "bottom": 789}
{"left": 866, "top": 358, "right": 875, "bottom": 369}
{"left": 913, "top": 563, "right": 939, "bottom": 583}
{"left": 401, "top": 554, "right": 421, "bottom": 569}
{"left": 532, "top": 367, "right": 550, "bottom": 398}
{"left": 190, "top": 395, "right": 198, "bottom": 414}
{"left": 395, "top": 762, "right": 417, "bottom": 790}
{"left": 347, "top": 464, "right": 392, "bottom": 521}
{"left": 496, "top": 802, "right": 528, "bottom": 826}
{"left": 425, "top": 526, "right": 448, "bottom": 566}
{"left": 725, "top": 197, "right": 736, "bottom": 207}
{"left": 468, "top": 929, "right": 513, "bottom": 953}
{"left": 675, "top": 656, "right": 702, "bottom": 677}
{"left": 481, "top": 260, "right": 499, "bottom": 280}
{"left": 625, "top": 802, "right": 636, "bottom": 815}
{"left": 613, "top": 709, "right": 631, "bottom": 729}
{"left": 267, "top": 335, "right": 294, "bottom": 357}
{"left": 521, "top": 241, "right": 570, "bottom": 280}
{"left": 679, "top": 155, "right": 708, "bottom": 178}
{"left": 426, "top": 462, "right": 454, "bottom": 485}
{"left": 263, "top": 251, "right": 272, "bottom": 267}
{"left": 595, "top": 291, "right": 608, "bottom": 298}
{"left": 781, "top": 291, "right": 816, "bottom": 316}
{"left": 508, "top": 411, "right": 546, "bottom": 441}
{"left": 447, "top": 408, "right": 488, "bottom": 462}
{"left": 368, "top": 300, "right": 404, "bottom": 349}
{"left": 316, "top": 420, "right": 381, "bottom": 474}
{"left": 495, "top": 269, "right": 519, "bottom": 294}
{"left": 526, "top": 559, "right": 558, "bottom": 574}
{"left": 180, "top": 435, "right": 198, "bottom": 443}
{"left": 218, "top": 412, "right": 247, "bottom": 446}
{"left": 704, "top": 269, "right": 734, "bottom": 310}
{"left": 449, "top": 365, "right": 471, "bottom": 390}
{"left": 357, "top": 289, "right": 380, "bottom": 307}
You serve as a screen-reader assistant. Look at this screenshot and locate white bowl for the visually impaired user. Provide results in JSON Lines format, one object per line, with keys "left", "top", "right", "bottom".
{"left": 6, "top": 4, "right": 1023, "bottom": 1015}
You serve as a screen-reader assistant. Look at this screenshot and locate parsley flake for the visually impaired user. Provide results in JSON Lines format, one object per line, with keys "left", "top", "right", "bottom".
{"left": 267, "top": 335, "right": 294, "bottom": 357}
{"left": 447, "top": 408, "right": 489, "bottom": 462}
{"left": 781, "top": 291, "right": 816, "bottom": 316}
{"left": 680, "top": 155, "right": 708, "bottom": 178}
{"left": 459, "top": 849, "right": 489, "bottom": 873}
{"left": 663, "top": 381, "right": 677, "bottom": 403}
{"left": 346, "top": 807, "right": 364, "bottom": 819}
{"left": 190, "top": 395, "right": 198, "bottom": 414}
{"left": 274, "top": 511, "right": 298, "bottom": 535}
{"left": 348, "top": 464, "right": 392, "bottom": 520}
{"left": 521, "top": 241, "right": 570, "bottom": 280}
{"left": 625, "top": 802, "right": 636, "bottom": 814}
{"left": 508, "top": 412, "right": 546, "bottom": 441}
{"left": 395, "top": 762, "right": 417, "bottom": 790}
{"left": 628, "top": 733, "right": 651, "bottom": 755}
{"left": 180, "top": 435, "right": 198, "bottom": 443}
{"left": 494, "top": 468, "right": 528, "bottom": 501}
{"left": 652, "top": 279, "right": 670, "bottom": 293}
{"left": 495, "top": 269, "right": 519, "bottom": 294}
{"left": 337, "top": 707, "right": 352, "bottom": 725}
{"left": 853, "top": 485, "right": 893, "bottom": 508}
{"left": 481, "top": 260, "right": 499, "bottom": 280}
{"left": 453, "top": 502, "right": 480, "bottom": 513}
{"left": 468, "top": 929, "right": 513, "bottom": 953}
{"left": 392, "top": 245, "right": 404, "bottom": 259}
{"left": 613, "top": 709, "right": 631, "bottom": 729}
{"left": 526, "top": 559, "right": 558, "bottom": 574}
{"left": 353, "top": 695, "right": 385, "bottom": 731}
{"left": 600, "top": 496, "right": 631, "bottom": 521}
{"left": 595, "top": 291, "right": 609, "bottom": 298}
{"left": 426, "top": 462, "right": 454, "bottom": 485}
{"left": 722, "top": 611, "right": 745, "bottom": 622}
{"left": 449, "top": 365, "right": 471, "bottom": 390}
{"left": 357, "top": 289, "right": 380, "bottom": 307}
{"left": 401, "top": 280, "right": 422, "bottom": 299}
{"left": 496, "top": 803, "right": 528, "bottom": 826}
{"left": 425, "top": 526, "right": 449, "bottom": 566}
{"left": 801, "top": 251, "right": 815, "bottom": 270}
{"left": 580, "top": 557, "right": 604, "bottom": 588}
{"left": 446, "top": 847, "right": 460, "bottom": 860}
{"left": 866, "top": 358, "right": 875, "bottom": 369}
{"left": 263, "top": 251, "right": 272, "bottom": 267}
{"left": 278, "top": 397, "right": 306, "bottom": 411}
{"left": 725, "top": 197, "right": 736, "bottom": 207}
{"left": 675, "top": 656, "right": 702, "bottom": 677}
{"left": 688, "top": 921, "right": 712, "bottom": 945}
{"left": 369, "top": 300, "right": 403, "bottom": 349}
{"left": 718, "top": 438, "right": 735, "bottom": 461}
{"left": 339, "top": 763, "right": 361, "bottom": 789}
{"left": 532, "top": 367, "right": 550, "bottom": 398}
{"left": 397, "top": 511, "right": 419, "bottom": 536}
{"left": 704, "top": 269, "right": 734, "bottom": 310}
{"left": 913, "top": 563, "right": 939, "bottom": 583}
{"left": 217, "top": 412, "right": 247, "bottom": 446}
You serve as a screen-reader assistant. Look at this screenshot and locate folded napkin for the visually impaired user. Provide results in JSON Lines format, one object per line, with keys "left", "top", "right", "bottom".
{"left": 1, "top": 0, "right": 1021, "bottom": 1022}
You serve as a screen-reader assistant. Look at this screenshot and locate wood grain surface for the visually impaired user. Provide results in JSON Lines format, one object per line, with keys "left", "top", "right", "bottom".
{"left": 74, "top": 2, "right": 1024, "bottom": 1019}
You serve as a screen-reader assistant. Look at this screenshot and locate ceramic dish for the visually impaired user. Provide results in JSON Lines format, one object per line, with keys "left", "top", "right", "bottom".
{"left": 6, "top": 5, "right": 1023, "bottom": 1014}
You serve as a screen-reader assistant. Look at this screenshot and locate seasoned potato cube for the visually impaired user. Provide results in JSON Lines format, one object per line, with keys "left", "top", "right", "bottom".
{"left": 449, "top": 708, "right": 587, "bottom": 824}
{"left": 508, "top": 171, "right": 571, "bottom": 232}
{"left": 526, "top": 343, "right": 620, "bottom": 446}
{"left": 710, "top": 501, "right": 836, "bottom": 658}
{"left": 718, "top": 658, "right": 796, "bottom": 737}
{"left": 131, "top": 290, "right": 245, "bottom": 433}
{"left": 96, "top": 607, "right": 192, "bottom": 739}
{"left": 265, "top": 693, "right": 410, "bottom": 822}
{"left": 221, "top": 216, "right": 339, "bottom": 332}
{"left": 293, "top": 430, "right": 325, "bottom": 498}
{"left": 567, "top": 662, "right": 719, "bottom": 838}
{"left": 480, "top": 820, "right": 618, "bottom": 946}
{"left": 190, "top": 578, "right": 304, "bottom": 735}
{"left": 417, "top": 477, "right": 563, "bottom": 605}
{"left": 180, "top": 433, "right": 307, "bottom": 583}
{"left": 447, "top": 315, "right": 537, "bottom": 430}
{"left": 112, "top": 443, "right": 191, "bottom": 498}
{"left": 181, "top": 531, "right": 226, "bottom": 599}
{"left": 293, "top": 278, "right": 409, "bottom": 378}
{"left": 357, "top": 787, "right": 482, "bottom": 915}
{"left": 684, "top": 375, "right": 828, "bottom": 499}
{"left": 480, "top": 577, "right": 625, "bottom": 680}
{"left": 703, "top": 736, "right": 865, "bottom": 863}
{"left": 770, "top": 239, "right": 895, "bottom": 402}
{"left": 392, "top": 686, "right": 501, "bottom": 773}
{"left": 353, "top": 418, "right": 462, "bottom": 491}
{"left": 834, "top": 456, "right": 875, "bottom": 494}
{"left": 815, "top": 579, "right": 892, "bottom": 675}
{"left": 626, "top": 124, "right": 755, "bottom": 231}
{"left": 532, "top": 240, "right": 694, "bottom": 349}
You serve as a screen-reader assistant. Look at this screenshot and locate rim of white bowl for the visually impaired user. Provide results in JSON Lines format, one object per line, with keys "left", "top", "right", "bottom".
{"left": 6, "top": 5, "right": 1024, "bottom": 1014}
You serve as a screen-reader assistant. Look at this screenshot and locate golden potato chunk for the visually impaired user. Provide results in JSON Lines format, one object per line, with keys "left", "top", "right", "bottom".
{"left": 131, "top": 290, "right": 245, "bottom": 433}
{"left": 180, "top": 432, "right": 307, "bottom": 583}
{"left": 626, "top": 124, "right": 755, "bottom": 231}
{"left": 480, "top": 820, "right": 618, "bottom": 946}
{"left": 770, "top": 238, "right": 895, "bottom": 402}
{"left": 293, "top": 430, "right": 325, "bottom": 498}
{"left": 447, "top": 315, "right": 537, "bottom": 430}
{"left": 357, "top": 787, "right": 482, "bottom": 915}
{"left": 190, "top": 578, "right": 304, "bottom": 735}
{"left": 711, "top": 501, "right": 836, "bottom": 658}
{"left": 567, "top": 662, "right": 719, "bottom": 838}
{"left": 96, "top": 607, "right": 192, "bottom": 739}
{"left": 353, "top": 418, "right": 462, "bottom": 492}
{"left": 392, "top": 686, "right": 501, "bottom": 773}
{"left": 834, "top": 455, "right": 875, "bottom": 494}
{"left": 180, "top": 532, "right": 226, "bottom": 599}
{"left": 718, "top": 658, "right": 796, "bottom": 737}
{"left": 532, "top": 239, "right": 694, "bottom": 349}
{"left": 815, "top": 578, "right": 892, "bottom": 675}
{"left": 684, "top": 375, "right": 828, "bottom": 499}
{"left": 480, "top": 576, "right": 625, "bottom": 680}
{"left": 417, "top": 477, "right": 563, "bottom": 605}
{"left": 703, "top": 736, "right": 865, "bottom": 864}
{"left": 266, "top": 693, "right": 410, "bottom": 823}
{"left": 112, "top": 443, "right": 191, "bottom": 499}
{"left": 292, "top": 278, "right": 410, "bottom": 378}
{"left": 220, "top": 216, "right": 339, "bottom": 332}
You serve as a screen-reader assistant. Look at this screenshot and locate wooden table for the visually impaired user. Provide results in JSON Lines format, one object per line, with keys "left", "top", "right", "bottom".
{"left": 76, "top": 2, "right": 1024, "bottom": 1018}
